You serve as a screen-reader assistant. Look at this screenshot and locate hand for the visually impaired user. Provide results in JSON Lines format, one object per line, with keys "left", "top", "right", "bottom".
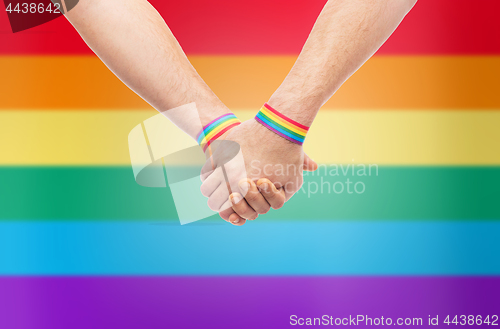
{"left": 219, "top": 178, "right": 286, "bottom": 226}
{"left": 200, "top": 119, "right": 317, "bottom": 217}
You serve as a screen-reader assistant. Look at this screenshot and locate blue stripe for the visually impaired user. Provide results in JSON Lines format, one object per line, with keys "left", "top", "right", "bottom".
{"left": 0, "top": 221, "right": 499, "bottom": 275}
{"left": 256, "top": 113, "right": 305, "bottom": 143}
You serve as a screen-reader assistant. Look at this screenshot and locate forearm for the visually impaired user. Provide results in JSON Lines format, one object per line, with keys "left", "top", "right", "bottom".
{"left": 268, "top": 0, "right": 417, "bottom": 126}
{"left": 64, "top": 0, "right": 229, "bottom": 138}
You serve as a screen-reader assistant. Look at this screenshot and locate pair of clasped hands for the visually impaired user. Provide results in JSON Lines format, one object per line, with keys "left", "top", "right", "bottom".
{"left": 62, "top": 0, "right": 416, "bottom": 227}
{"left": 199, "top": 110, "right": 318, "bottom": 226}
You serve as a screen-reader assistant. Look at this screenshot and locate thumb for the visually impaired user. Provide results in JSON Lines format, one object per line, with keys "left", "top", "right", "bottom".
{"left": 303, "top": 153, "right": 318, "bottom": 172}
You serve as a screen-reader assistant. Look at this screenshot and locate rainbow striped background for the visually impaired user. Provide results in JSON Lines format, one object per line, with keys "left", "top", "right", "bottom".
{"left": 1, "top": 0, "right": 499, "bottom": 327}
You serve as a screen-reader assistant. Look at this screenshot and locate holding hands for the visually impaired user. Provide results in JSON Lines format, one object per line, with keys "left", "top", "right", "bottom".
{"left": 65, "top": 0, "right": 416, "bottom": 225}
{"left": 200, "top": 113, "right": 318, "bottom": 226}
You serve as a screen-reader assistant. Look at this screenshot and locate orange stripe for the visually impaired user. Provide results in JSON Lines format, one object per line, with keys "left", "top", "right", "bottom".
{"left": 1, "top": 55, "right": 499, "bottom": 110}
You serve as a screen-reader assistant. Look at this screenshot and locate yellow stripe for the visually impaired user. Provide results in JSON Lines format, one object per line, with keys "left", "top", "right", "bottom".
{"left": 0, "top": 110, "right": 499, "bottom": 165}
{"left": 203, "top": 118, "right": 240, "bottom": 141}
{"left": 260, "top": 107, "right": 307, "bottom": 135}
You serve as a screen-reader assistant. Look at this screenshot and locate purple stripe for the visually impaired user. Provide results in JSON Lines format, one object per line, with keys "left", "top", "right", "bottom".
{"left": 255, "top": 117, "right": 303, "bottom": 145}
{"left": 0, "top": 277, "right": 499, "bottom": 329}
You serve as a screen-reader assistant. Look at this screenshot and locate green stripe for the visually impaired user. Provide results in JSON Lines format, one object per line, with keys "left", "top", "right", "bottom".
{"left": 0, "top": 166, "right": 499, "bottom": 220}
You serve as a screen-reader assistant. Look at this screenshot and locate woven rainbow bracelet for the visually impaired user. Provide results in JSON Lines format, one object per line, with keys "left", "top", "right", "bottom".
{"left": 255, "top": 103, "right": 309, "bottom": 145}
{"left": 196, "top": 113, "right": 240, "bottom": 152}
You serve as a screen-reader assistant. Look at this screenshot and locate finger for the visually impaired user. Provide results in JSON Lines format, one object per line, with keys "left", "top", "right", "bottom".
{"left": 303, "top": 153, "right": 318, "bottom": 172}
{"left": 218, "top": 199, "right": 234, "bottom": 217}
{"left": 284, "top": 189, "right": 295, "bottom": 202}
{"left": 257, "top": 178, "right": 286, "bottom": 209}
{"left": 207, "top": 183, "right": 231, "bottom": 211}
{"left": 228, "top": 212, "right": 246, "bottom": 226}
{"left": 237, "top": 179, "right": 270, "bottom": 215}
{"left": 200, "top": 140, "right": 242, "bottom": 182}
{"left": 219, "top": 207, "right": 234, "bottom": 222}
{"left": 200, "top": 157, "right": 216, "bottom": 182}
{"left": 200, "top": 166, "right": 224, "bottom": 197}
{"left": 282, "top": 176, "right": 303, "bottom": 201}
{"left": 200, "top": 149, "right": 225, "bottom": 182}
{"left": 230, "top": 193, "right": 258, "bottom": 220}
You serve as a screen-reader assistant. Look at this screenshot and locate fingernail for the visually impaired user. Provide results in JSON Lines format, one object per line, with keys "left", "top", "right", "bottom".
{"left": 232, "top": 218, "right": 240, "bottom": 224}
{"left": 260, "top": 183, "right": 269, "bottom": 191}
{"left": 239, "top": 181, "right": 250, "bottom": 191}
{"left": 230, "top": 194, "right": 241, "bottom": 204}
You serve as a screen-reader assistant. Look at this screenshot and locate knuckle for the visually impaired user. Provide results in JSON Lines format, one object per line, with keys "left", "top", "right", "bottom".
{"left": 200, "top": 166, "right": 214, "bottom": 178}
{"left": 200, "top": 171, "right": 210, "bottom": 183}
{"left": 272, "top": 200, "right": 285, "bottom": 210}
{"left": 207, "top": 198, "right": 220, "bottom": 211}
{"left": 247, "top": 213, "right": 258, "bottom": 221}
{"left": 257, "top": 206, "right": 270, "bottom": 215}
{"left": 219, "top": 206, "right": 234, "bottom": 219}
{"left": 200, "top": 184, "right": 210, "bottom": 197}
{"left": 244, "top": 191, "right": 259, "bottom": 202}
{"left": 265, "top": 191, "right": 277, "bottom": 200}
{"left": 219, "top": 213, "right": 230, "bottom": 221}
{"left": 235, "top": 209, "right": 250, "bottom": 219}
{"left": 239, "top": 209, "right": 257, "bottom": 220}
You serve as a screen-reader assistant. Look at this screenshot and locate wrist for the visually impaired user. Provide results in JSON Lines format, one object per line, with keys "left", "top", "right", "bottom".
{"left": 254, "top": 103, "right": 310, "bottom": 146}
{"left": 197, "top": 102, "right": 233, "bottom": 127}
{"left": 198, "top": 112, "right": 241, "bottom": 154}
{"left": 255, "top": 122, "right": 303, "bottom": 154}
{"left": 268, "top": 92, "right": 321, "bottom": 127}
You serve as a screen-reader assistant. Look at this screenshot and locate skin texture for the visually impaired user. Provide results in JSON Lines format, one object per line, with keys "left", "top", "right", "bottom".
{"left": 64, "top": 0, "right": 230, "bottom": 136}
{"left": 205, "top": 0, "right": 418, "bottom": 225}
{"left": 227, "top": 178, "right": 286, "bottom": 226}
{"left": 64, "top": 0, "right": 417, "bottom": 226}
{"left": 200, "top": 120, "right": 310, "bottom": 205}
{"left": 63, "top": 0, "right": 312, "bottom": 223}
{"left": 201, "top": 120, "right": 318, "bottom": 225}
{"left": 268, "top": 0, "right": 418, "bottom": 125}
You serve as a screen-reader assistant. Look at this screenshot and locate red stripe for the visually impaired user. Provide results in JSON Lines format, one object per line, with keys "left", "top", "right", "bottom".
{"left": 263, "top": 103, "right": 309, "bottom": 131}
{"left": 1, "top": 0, "right": 499, "bottom": 55}
{"left": 202, "top": 122, "right": 241, "bottom": 152}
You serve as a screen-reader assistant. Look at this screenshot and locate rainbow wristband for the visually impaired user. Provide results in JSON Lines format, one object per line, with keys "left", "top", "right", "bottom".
{"left": 196, "top": 113, "right": 240, "bottom": 152}
{"left": 255, "top": 103, "right": 309, "bottom": 145}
